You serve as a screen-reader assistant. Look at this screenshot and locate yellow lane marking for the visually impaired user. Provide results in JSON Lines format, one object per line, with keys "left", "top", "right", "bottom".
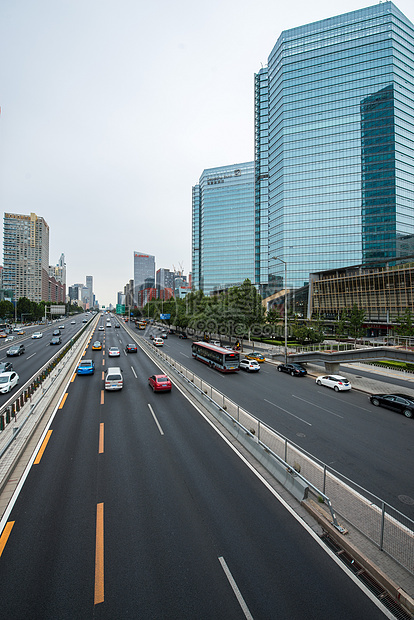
{"left": 0, "top": 521, "right": 14, "bottom": 557}
{"left": 59, "top": 393, "right": 68, "bottom": 409}
{"left": 82, "top": 350, "right": 86, "bottom": 357}
{"left": 102, "top": 358, "right": 105, "bottom": 366}
{"left": 101, "top": 371, "right": 104, "bottom": 380}
{"left": 34, "top": 430, "right": 53, "bottom": 464}
{"left": 71, "top": 373, "right": 76, "bottom": 383}
{"left": 99, "top": 423, "right": 104, "bottom": 453}
{"left": 94, "top": 503, "right": 104, "bottom": 605}
{"left": 100, "top": 390, "right": 104, "bottom": 405}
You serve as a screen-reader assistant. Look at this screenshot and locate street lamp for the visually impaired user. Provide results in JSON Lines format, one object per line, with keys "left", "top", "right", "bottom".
{"left": 271, "top": 256, "right": 288, "bottom": 363}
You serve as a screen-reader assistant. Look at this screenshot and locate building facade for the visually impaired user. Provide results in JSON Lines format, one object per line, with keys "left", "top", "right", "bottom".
{"left": 261, "top": 2, "right": 414, "bottom": 294}
{"left": 3, "top": 212, "right": 50, "bottom": 302}
{"left": 192, "top": 162, "right": 255, "bottom": 295}
{"left": 133, "top": 252, "right": 155, "bottom": 304}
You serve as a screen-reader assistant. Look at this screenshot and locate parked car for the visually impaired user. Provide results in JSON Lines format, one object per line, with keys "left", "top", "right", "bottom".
{"left": 316, "top": 375, "right": 351, "bottom": 391}
{"left": 153, "top": 338, "right": 164, "bottom": 347}
{"left": 50, "top": 336, "right": 61, "bottom": 345}
{"left": 77, "top": 359, "right": 95, "bottom": 375}
{"left": 104, "top": 367, "right": 123, "bottom": 390}
{"left": 0, "top": 362, "right": 13, "bottom": 373}
{"left": 125, "top": 343, "right": 137, "bottom": 353}
{"left": 239, "top": 358, "right": 260, "bottom": 372}
{"left": 148, "top": 374, "right": 172, "bottom": 392}
{"left": 0, "top": 371, "right": 19, "bottom": 394}
{"left": 7, "top": 344, "right": 25, "bottom": 356}
{"left": 245, "top": 352, "right": 266, "bottom": 362}
{"left": 108, "top": 347, "right": 120, "bottom": 357}
{"left": 277, "top": 363, "right": 307, "bottom": 376}
{"left": 92, "top": 341, "right": 102, "bottom": 350}
{"left": 32, "top": 332, "right": 43, "bottom": 339}
{"left": 369, "top": 393, "right": 414, "bottom": 418}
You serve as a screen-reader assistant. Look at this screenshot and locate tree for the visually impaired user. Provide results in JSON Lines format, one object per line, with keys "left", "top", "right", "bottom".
{"left": 348, "top": 304, "right": 365, "bottom": 344}
{"left": 395, "top": 308, "right": 414, "bottom": 338}
{"left": 335, "top": 309, "right": 348, "bottom": 340}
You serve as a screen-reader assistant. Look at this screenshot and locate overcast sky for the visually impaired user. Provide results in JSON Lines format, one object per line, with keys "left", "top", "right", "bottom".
{"left": 1, "top": 0, "right": 413, "bottom": 306}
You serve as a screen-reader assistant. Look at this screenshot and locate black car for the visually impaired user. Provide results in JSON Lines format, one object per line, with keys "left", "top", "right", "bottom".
{"left": 178, "top": 333, "right": 188, "bottom": 339}
{"left": 50, "top": 336, "right": 61, "bottom": 345}
{"left": 7, "top": 344, "right": 25, "bottom": 356}
{"left": 369, "top": 393, "right": 414, "bottom": 418}
{"left": 115, "top": 323, "right": 120, "bottom": 328}
{"left": 0, "top": 362, "right": 13, "bottom": 373}
{"left": 277, "top": 363, "right": 307, "bottom": 376}
{"left": 52, "top": 329, "right": 61, "bottom": 336}
{"left": 126, "top": 343, "right": 137, "bottom": 353}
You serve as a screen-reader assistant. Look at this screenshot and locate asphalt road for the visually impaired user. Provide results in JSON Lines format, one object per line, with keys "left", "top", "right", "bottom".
{"left": 145, "top": 326, "right": 414, "bottom": 521}
{"left": 0, "top": 318, "right": 388, "bottom": 618}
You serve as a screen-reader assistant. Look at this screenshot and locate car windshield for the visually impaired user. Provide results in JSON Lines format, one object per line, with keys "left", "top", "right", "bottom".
{"left": 0, "top": 377, "right": 9, "bottom": 384}
{"left": 79, "top": 362, "right": 92, "bottom": 367}
{"left": 157, "top": 377, "right": 168, "bottom": 383}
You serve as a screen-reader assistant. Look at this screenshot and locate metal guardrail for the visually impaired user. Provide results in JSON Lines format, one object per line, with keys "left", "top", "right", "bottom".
{"left": 132, "top": 331, "right": 414, "bottom": 576}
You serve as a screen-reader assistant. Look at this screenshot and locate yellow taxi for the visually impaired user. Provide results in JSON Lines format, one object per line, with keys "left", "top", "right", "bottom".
{"left": 245, "top": 352, "right": 266, "bottom": 363}
{"left": 92, "top": 340, "right": 102, "bottom": 350}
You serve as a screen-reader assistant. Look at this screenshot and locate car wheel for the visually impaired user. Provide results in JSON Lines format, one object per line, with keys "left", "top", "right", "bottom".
{"left": 334, "top": 385, "right": 339, "bottom": 392}
{"left": 278, "top": 367, "right": 282, "bottom": 372}
{"left": 290, "top": 371, "right": 295, "bottom": 376}
{"left": 371, "top": 398, "right": 380, "bottom": 406}
{"left": 316, "top": 379, "right": 322, "bottom": 385}
{"left": 403, "top": 409, "right": 413, "bottom": 418}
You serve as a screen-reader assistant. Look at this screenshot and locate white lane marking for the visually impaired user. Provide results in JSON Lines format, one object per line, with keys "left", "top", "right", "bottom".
{"left": 131, "top": 366, "right": 137, "bottom": 378}
{"left": 292, "top": 395, "right": 344, "bottom": 418}
{"left": 218, "top": 556, "right": 254, "bottom": 620}
{"left": 27, "top": 353, "right": 37, "bottom": 360}
{"left": 179, "top": 352, "right": 190, "bottom": 358}
{"left": 264, "top": 398, "right": 312, "bottom": 426}
{"left": 148, "top": 403, "right": 164, "bottom": 435}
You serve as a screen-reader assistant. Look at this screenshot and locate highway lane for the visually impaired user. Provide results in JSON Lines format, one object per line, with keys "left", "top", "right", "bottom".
{"left": 0, "top": 317, "right": 94, "bottom": 406}
{"left": 0, "top": 321, "right": 388, "bottom": 618}
{"left": 143, "top": 328, "right": 414, "bottom": 520}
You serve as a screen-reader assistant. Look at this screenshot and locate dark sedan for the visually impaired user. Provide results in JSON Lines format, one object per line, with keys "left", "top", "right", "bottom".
{"left": 369, "top": 393, "right": 414, "bottom": 418}
{"left": 125, "top": 343, "right": 137, "bottom": 353}
{"left": 50, "top": 336, "right": 61, "bottom": 345}
{"left": 277, "top": 363, "right": 307, "bottom": 376}
{"left": 6, "top": 344, "right": 25, "bottom": 356}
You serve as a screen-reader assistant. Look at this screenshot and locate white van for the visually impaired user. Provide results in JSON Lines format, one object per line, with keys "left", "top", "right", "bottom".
{"left": 105, "top": 367, "right": 123, "bottom": 391}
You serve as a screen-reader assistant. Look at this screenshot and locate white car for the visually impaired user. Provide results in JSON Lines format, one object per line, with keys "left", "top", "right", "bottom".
{"left": 108, "top": 347, "right": 120, "bottom": 357}
{"left": 153, "top": 338, "right": 164, "bottom": 347}
{"left": 32, "top": 332, "right": 43, "bottom": 339}
{"left": 239, "top": 359, "right": 260, "bottom": 372}
{"left": 71, "top": 320, "right": 76, "bottom": 325}
{"left": 0, "top": 371, "right": 19, "bottom": 394}
{"left": 316, "top": 374, "right": 351, "bottom": 391}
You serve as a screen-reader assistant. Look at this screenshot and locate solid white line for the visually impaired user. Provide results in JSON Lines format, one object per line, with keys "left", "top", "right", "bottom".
{"left": 218, "top": 556, "right": 254, "bottom": 619}
{"left": 292, "top": 395, "right": 344, "bottom": 418}
{"left": 263, "top": 398, "right": 312, "bottom": 426}
{"left": 131, "top": 366, "right": 137, "bottom": 378}
{"left": 27, "top": 353, "right": 37, "bottom": 360}
{"left": 148, "top": 403, "right": 164, "bottom": 435}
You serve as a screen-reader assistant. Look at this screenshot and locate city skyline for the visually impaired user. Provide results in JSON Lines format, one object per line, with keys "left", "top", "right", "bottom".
{"left": 1, "top": 0, "right": 414, "bottom": 305}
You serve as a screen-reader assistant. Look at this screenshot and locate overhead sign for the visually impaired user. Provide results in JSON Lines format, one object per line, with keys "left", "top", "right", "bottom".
{"left": 50, "top": 305, "right": 66, "bottom": 315}
{"left": 116, "top": 304, "right": 125, "bottom": 314}
{"left": 160, "top": 313, "right": 171, "bottom": 320}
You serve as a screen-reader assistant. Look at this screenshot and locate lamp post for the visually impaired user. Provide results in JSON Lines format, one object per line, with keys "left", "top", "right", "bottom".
{"left": 271, "top": 256, "right": 288, "bottom": 363}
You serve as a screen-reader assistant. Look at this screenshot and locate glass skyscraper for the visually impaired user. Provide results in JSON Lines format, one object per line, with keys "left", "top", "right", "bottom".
{"left": 262, "top": 2, "right": 414, "bottom": 292}
{"left": 192, "top": 162, "right": 255, "bottom": 295}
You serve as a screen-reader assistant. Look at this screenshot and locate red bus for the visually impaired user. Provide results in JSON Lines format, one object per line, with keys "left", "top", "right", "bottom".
{"left": 191, "top": 341, "right": 240, "bottom": 372}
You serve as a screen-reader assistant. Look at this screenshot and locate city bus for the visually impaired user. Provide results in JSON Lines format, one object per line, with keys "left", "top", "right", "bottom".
{"left": 137, "top": 321, "right": 147, "bottom": 330}
{"left": 191, "top": 341, "right": 240, "bottom": 372}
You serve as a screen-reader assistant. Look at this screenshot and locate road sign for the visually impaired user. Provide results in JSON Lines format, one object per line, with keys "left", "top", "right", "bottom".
{"left": 116, "top": 304, "right": 125, "bottom": 314}
{"left": 160, "top": 313, "right": 171, "bottom": 320}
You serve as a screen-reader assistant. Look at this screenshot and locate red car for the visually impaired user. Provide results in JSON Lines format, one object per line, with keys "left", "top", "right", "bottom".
{"left": 148, "top": 374, "right": 172, "bottom": 392}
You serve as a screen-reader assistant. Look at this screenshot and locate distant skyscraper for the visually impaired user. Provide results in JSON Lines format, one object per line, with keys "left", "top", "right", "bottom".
{"left": 192, "top": 162, "right": 255, "bottom": 295}
{"left": 133, "top": 252, "right": 155, "bottom": 303}
{"left": 85, "top": 275, "right": 93, "bottom": 308}
{"left": 259, "top": 2, "right": 414, "bottom": 293}
{"left": 3, "top": 212, "right": 49, "bottom": 302}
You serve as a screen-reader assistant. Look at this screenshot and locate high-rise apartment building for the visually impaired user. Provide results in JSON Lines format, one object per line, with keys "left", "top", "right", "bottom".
{"left": 192, "top": 162, "right": 255, "bottom": 295}
{"left": 3, "top": 212, "right": 50, "bottom": 302}
{"left": 257, "top": 1, "right": 414, "bottom": 293}
{"left": 133, "top": 252, "right": 155, "bottom": 304}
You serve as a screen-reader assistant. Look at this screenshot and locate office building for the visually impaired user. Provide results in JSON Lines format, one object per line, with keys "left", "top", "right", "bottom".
{"left": 134, "top": 252, "right": 155, "bottom": 304}
{"left": 192, "top": 162, "right": 255, "bottom": 295}
{"left": 259, "top": 2, "right": 414, "bottom": 294}
{"left": 3, "top": 212, "right": 49, "bottom": 302}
